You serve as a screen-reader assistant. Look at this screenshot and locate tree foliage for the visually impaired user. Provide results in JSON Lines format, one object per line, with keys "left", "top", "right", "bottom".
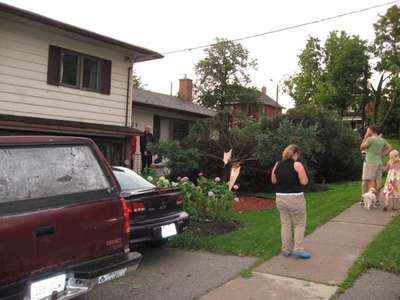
{"left": 315, "top": 31, "right": 370, "bottom": 116}
{"left": 371, "top": 5, "right": 400, "bottom": 132}
{"left": 284, "top": 32, "right": 369, "bottom": 116}
{"left": 373, "top": 5, "right": 400, "bottom": 75}
{"left": 262, "top": 105, "right": 362, "bottom": 182}
{"left": 195, "top": 38, "right": 257, "bottom": 110}
{"left": 256, "top": 119, "right": 322, "bottom": 181}
{"left": 285, "top": 6, "right": 400, "bottom": 134}
{"left": 283, "top": 37, "right": 323, "bottom": 106}
{"left": 147, "top": 141, "right": 201, "bottom": 179}
{"left": 132, "top": 68, "right": 143, "bottom": 89}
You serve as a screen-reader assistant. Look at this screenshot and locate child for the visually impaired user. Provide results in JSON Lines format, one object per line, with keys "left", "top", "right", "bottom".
{"left": 383, "top": 150, "right": 400, "bottom": 211}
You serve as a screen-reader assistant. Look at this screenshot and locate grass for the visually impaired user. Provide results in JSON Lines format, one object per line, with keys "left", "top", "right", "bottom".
{"left": 335, "top": 213, "right": 400, "bottom": 296}
{"left": 239, "top": 268, "right": 253, "bottom": 279}
{"left": 170, "top": 181, "right": 360, "bottom": 260}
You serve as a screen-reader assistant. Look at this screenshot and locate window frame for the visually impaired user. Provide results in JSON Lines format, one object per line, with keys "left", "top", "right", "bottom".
{"left": 59, "top": 49, "right": 101, "bottom": 93}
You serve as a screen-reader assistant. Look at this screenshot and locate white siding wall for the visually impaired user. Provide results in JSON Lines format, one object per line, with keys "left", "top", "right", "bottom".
{"left": 131, "top": 108, "right": 153, "bottom": 133}
{"left": 0, "top": 13, "right": 131, "bottom": 126}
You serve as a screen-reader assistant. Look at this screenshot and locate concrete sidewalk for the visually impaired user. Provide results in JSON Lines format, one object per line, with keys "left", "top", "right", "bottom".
{"left": 201, "top": 203, "right": 397, "bottom": 300}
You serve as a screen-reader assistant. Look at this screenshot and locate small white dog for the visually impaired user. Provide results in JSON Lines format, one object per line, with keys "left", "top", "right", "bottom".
{"left": 362, "top": 187, "right": 378, "bottom": 210}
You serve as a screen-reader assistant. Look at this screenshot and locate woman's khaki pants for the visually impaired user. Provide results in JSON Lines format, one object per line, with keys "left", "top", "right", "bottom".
{"left": 276, "top": 193, "right": 306, "bottom": 252}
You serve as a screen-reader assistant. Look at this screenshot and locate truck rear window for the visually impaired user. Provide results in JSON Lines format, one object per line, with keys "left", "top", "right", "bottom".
{"left": 0, "top": 145, "right": 111, "bottom": 202}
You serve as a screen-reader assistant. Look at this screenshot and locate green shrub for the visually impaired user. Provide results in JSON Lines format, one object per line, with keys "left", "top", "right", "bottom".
{"left": 147, "top": 141, "right": 201, "bottom": 179}
{"left": 141, "top": 166, "right": 157, "bottom": 179}
{"left": 260, "top": 104, "right": 362, "bottom": 182}
{"left": 146, "top": 173, "right": 235, "bottom": 221}
{"left": 179, "top": 176, "right": 235, "bottom": 221}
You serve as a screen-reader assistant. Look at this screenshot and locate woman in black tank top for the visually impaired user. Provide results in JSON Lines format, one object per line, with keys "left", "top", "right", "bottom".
{"left": 271, "top": 144, "right": 310, "bottom": 259}
{"left": 275, "top": 159, "right": 303, "bottom": 193}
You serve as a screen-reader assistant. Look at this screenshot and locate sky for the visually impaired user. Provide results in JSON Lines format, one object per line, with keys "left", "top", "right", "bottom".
{"left": 2, "top": 0, "right": 397, "bottom": 109}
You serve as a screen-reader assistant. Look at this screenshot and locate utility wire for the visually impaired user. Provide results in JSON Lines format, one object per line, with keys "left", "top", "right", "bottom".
{"left": 162, "top": 0, "right": 400, "bottom": 55}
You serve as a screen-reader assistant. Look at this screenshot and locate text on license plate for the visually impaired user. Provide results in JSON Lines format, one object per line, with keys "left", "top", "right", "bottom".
{"left": 161, "top": 223, "right": 177, "bottom": 238}
{"left": 98, "top": 268, "right": 127, "bottom": 285}
{"left": 30, "top": 274, "right": 66, "bottom": 300}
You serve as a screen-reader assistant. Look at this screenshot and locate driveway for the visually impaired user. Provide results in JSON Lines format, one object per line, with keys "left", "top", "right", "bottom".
{"left": 83, "top": 246, "right": 257, "bottom": 300}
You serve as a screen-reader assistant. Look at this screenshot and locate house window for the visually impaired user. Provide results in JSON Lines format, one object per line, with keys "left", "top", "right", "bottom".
{"left": 172, "top": 121, "right": 190, "bottom": 141}
{"left": 82, "top": 57, "right": 99, "bottom": 90}
{"left": 48, "top": 45, "right": 111, "bottom": 94}
{"left": 61, "top": 51, "right": 79, "bottom": 87}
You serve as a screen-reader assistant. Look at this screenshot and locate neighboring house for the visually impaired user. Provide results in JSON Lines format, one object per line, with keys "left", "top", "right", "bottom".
{"left": 0, "top": 3, "right": 162, "bottom": 165}
{"left": 227, "top": 86, "right": 284, "bottom": 120}
{"left": 131, "top": 77, "right": 215, "bottom": 172}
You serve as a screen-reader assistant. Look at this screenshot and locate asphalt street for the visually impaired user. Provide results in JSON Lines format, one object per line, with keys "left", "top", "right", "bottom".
{"left": 81, "top": 245, "right": 256, "bottom": 300}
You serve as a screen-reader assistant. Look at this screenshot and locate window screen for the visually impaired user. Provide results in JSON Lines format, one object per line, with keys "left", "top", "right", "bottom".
{"left": 0, "top": 145, "right": 111, "bottom": 203}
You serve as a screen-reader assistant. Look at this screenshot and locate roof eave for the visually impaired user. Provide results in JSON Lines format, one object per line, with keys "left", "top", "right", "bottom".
{"left": 133, "top": 101, "right": 215, "bottom": 118}
{"left": 0, "top": 2, "right": 163, "bottom": 62}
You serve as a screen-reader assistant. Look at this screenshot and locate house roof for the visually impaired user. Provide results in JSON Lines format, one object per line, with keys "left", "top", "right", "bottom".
{"left": 258, "top": 94, "right": 284, "bottom": 109}
{"left": 133, "top": 89, "right": 215, "bottom": 117}
{"left": 0, "top": 2, "right": 163, "bottom": 62}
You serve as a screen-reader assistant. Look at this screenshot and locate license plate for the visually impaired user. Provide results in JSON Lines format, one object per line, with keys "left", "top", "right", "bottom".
{"left": 161, "top": 223, "right": 177, "bottom": 238}
{"left": 98, "top": 268, "right": 127, "bottom": 285}
{"left": 30, "top": 274, "right": 66, "bottom": 300}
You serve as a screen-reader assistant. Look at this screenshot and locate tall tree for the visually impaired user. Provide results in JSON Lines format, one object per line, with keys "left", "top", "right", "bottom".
{"left": 285, "top": 32, "right": 370, "bottom": 116}
{"left": 371, "top": 5, "right": 400, "bottom": 131}
{"left": 195, "top": 38, "right": 257, "bottom": 110}
{"left": 283, "top": 37, "right": 323, "bottom": 106}
{"left": 315, "top": 31, "right": 370, "bottom": 116}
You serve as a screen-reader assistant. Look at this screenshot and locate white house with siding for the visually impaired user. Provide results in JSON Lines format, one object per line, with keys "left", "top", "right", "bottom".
{"left": 0, "top": 3, "right": 162, "bottom": 165}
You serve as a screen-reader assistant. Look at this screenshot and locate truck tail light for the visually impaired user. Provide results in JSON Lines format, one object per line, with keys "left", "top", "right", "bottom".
{"left": 131, "top": 202, "right": 146, "bottom": 213}
{"left": 176, "top": 194, "right": 184, "bottom": 206}
{"left": 120, "top": 197, "right": 131, "bottom": 234}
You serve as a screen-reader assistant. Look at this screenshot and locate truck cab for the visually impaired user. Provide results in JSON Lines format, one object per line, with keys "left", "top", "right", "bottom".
{"left": 0, "top": 136, "right": 141, "bottom": 300}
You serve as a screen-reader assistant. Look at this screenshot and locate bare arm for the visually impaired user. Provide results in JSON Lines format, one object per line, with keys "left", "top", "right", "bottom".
{"left": 360, "top": 136, "right": 369, "bottom": 151}
{"left": 271, "top": 162, "right": 278, "bottom": 184}
{"left": 382, "top": 142, "right": 393, "bottom": 157}
{"left": 294, "top": 162, "right": 309, "bottom": 186}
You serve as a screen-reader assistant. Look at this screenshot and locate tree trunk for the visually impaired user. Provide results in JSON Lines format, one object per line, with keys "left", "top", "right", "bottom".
{"left": 373, "top": 74, "right": 385, "bottom": 124}
{"left": 381, "top": 90, "right": 399, "bottom": 132}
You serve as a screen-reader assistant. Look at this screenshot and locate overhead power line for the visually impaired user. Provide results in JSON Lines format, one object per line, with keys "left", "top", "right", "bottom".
{"left": 162, "top": 0, "right": 400, "bottom": 55}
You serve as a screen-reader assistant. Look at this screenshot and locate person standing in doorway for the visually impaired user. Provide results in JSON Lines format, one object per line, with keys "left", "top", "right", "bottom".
{"left": 271, "top": 144, "right": 311, "bottom": 259}
{"left": 140, "top": 125, "right": 154, "bottom": 172}
{"left": 360, "top": 125, "right": 392, "bottom": 194}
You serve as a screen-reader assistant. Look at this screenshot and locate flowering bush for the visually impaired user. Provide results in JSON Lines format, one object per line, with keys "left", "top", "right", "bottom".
{"left": 146, "top": 173, "right": 235, "bottom": 220}
{"left": 178, "top": 176, "right": 235, "bottom": 220}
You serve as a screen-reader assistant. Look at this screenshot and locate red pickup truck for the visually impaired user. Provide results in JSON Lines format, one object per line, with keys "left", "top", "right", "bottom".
{"left": 0, "top": 136, "right": 141, "bottom": 300}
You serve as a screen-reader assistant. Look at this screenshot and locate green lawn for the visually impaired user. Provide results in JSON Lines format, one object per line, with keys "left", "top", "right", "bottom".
{"left": 337, "top": 213, "right": 400, "bottom": 295}
{"left": 171, "top": 181, "right": 360, "bottom": 260}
